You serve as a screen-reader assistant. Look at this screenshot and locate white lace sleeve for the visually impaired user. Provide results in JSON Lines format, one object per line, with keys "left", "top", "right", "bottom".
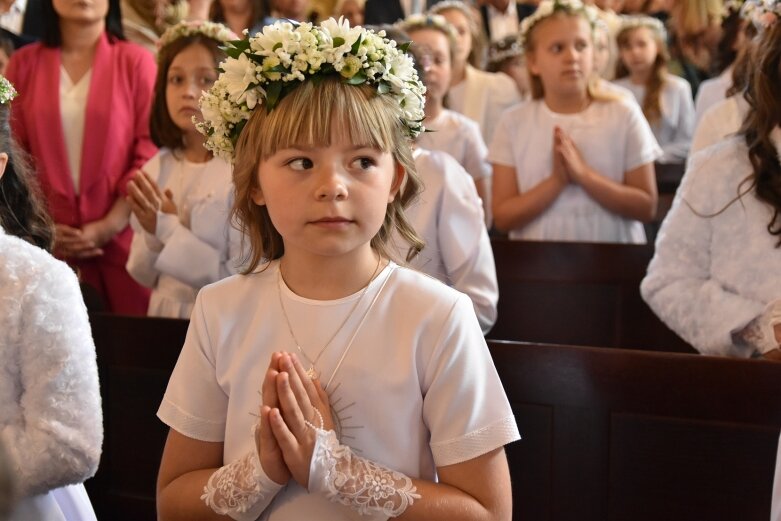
{"left": 732, "top": 300, "right": 781, "bottom": 355}
{"left": 200, "top": 448, "right": 284, "bottom": 521}
{"left": 308, "top": 428, "right": 421, "bottom": 518}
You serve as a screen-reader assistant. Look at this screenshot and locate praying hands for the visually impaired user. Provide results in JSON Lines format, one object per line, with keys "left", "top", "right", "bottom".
{"left": 127, "top": 170, "right": 178, "bottom": 235}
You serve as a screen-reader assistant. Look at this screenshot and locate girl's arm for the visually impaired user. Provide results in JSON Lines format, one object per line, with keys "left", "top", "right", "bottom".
{"left": 491, "top": 160, "right": 568, "bottom": 232}
{"left": 271, "top": 353, "right": 513, "bottom": 521}
{"left": 557, "top": 129, "right": 658, "bottom": 222}
{"left": 659, "top": 79, "right": 695, "bottom": 164}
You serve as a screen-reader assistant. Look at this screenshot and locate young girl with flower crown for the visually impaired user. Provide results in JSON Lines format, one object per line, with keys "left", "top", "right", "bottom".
{"left": 613, "top": 15, "right": 695, "bottom": 164}
{"left": 155, "top": 18, "right": 518, "bottom": 521}
{"left": 642, "top": 0, "right": 781, "bottom": 360}
{"left": 401, "top": 13, "right": 493, "bottom": 220}
{"left": 126, "top": 21, "right": 241, "bottom": 319}
{"left": 490, "top": 0, "right": 660, "bottom": 243}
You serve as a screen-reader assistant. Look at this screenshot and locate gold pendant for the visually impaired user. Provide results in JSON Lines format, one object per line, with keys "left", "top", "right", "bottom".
{"left": 306, "top": 366, "right": 318, "bottom": 380}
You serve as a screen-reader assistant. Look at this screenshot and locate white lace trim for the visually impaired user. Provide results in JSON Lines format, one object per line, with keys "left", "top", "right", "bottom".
{"left": 430, "top": 416, "right": 521, "bottom": 467}
{"left": 732, "top": 299, "right": 781, "bottom": 354}
{"left": 201, "top": 448, "right": 283, "bottom": 520}
{"left": 308, "top": 429, "right": 421, "bottom": 517}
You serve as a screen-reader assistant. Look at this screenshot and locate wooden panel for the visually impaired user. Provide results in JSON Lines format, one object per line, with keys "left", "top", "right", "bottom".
{"left": 86, "top": 313, "right": 189, "bottom": 521}
{"left": 491, "top": 340, "right": 781, "bottom": 521}
{"left": 489, "top": 239, "right": 695, "bottom": 353}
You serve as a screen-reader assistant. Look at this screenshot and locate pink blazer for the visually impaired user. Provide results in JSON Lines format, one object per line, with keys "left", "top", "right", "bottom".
{"left": 7, "top": 32, "right": 158, "bottom": 267}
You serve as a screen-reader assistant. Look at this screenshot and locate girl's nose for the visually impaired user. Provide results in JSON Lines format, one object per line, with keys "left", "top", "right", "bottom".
{"left": 315, "top": 168, "right": 348, "bottom": 201}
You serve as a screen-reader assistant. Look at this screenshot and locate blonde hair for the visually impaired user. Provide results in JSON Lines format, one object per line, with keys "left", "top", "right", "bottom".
{"left": 525, "top": 11, "right": 619, "bottom": 102}
{"left": 429, "top": 1, "right": 487, "bottom": 68}
{"left": 615, "top": 21, "right": 670, "bottom": 123}
{"left": 232, "top": 77, "right": 424, "bottom": 273}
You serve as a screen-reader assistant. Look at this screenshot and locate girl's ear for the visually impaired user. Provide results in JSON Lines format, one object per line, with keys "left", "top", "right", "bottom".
{"left": 526, "top": 51, "right": 540, "bottom": 76}
{"left": 388, "top": 162, "right": 405, "bottom": 203}
{"left": 0, "top": 153, "right": 8, "bottom": 181}
{"left": 250, "top": 186, "right": 265, "bottom": 206}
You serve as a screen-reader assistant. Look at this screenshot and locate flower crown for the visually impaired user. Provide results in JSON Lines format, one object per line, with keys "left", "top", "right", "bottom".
{"left": 400, "top": 13, "right": 458, "bottom": 42}
{"left": 741, "top": 0, "right": 781, "bottom": 30}
{"left": 618, "top": 14, "right": 667, "bottom": 40}
{"left": 0, "top": 76, "right": 16, "bottom": 105}
{"left": 487, "top": 35, "right": 523, "bottom": 65}
{"left": 197, "top": 18, "right": 426, "bottom": 162}
{"left": 520, "top": 0, "right": 593, "bottom": 48}
{"left": 157, "top": 20, "right": 238, "bottom": 55}
{"left": 429, "top": 0, "right": 475, "bottom": 22}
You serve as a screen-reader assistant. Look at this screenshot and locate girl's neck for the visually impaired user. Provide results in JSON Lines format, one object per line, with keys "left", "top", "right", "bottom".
{"left": 59, "top": 19, "right": 104, "bottom": 54}
{"left": 279, "top": 247, "right": 382, "bottom": 300}
{"left": 424, "top": 97, "right": 443, "bottom": 121}
{"left": 629, "top": 68, "right": 651, "bottom": 85}
{"left": 181, "top": 133, "right": 211, "bottom": 163}
{"left": 451, "top": 61, "right": 467, "bottom": 86}
{"left": 543, "top": 91, "right": 591, "bottom": 114}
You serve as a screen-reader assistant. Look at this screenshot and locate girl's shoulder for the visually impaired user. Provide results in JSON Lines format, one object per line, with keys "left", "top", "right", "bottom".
{"left": 414, "top": 147, "right": 472, "bottom": 187}
{"left": 664, "top": 73, "right": 693, "bottom": 94}
{"left": 0, "top": 232, "right": 79, "bottom": 297}
{"left": 388, "top": 264, "right": 466, "bottom": 308}
{"left": 683, "top": 135, "right": 751, "bottom": 210}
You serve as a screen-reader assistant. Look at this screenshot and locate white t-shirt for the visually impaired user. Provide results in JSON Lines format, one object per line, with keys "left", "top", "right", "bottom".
{"left": 126, "top": 149, "right": 240, "bottom": 319}
{"left": 690, "top": 94, "right": 749, "bottom": 158}
{"left": 488, "top": 98, "right": 661, "bottom": 243}
{"left": 158, "top": 261, "right": 519, "bottom": 520}
{"left": 613, "top": 75, "right": 695, "bottom": 164}
{"left": 393, "top": 148, "right": 498, "bottom": 333}
{"left": 417, "top": 109, "right": 491, "bottom": 181}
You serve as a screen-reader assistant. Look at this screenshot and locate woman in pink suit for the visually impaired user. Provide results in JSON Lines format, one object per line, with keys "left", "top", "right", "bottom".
{"left": 7, "top": 0, "right": 156, "bottom": 314}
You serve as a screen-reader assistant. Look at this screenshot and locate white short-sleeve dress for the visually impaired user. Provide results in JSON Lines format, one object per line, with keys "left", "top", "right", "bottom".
{"left": 158, "top": 261, "right": 520, "bottom": 520}
{"left": 488, "top": 98, "right": 662, "bottom": 243}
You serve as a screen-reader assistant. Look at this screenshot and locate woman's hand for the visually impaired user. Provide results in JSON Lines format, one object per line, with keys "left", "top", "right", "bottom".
{"left": 256, "top": 353, "right": 292, "bottom": 485}
{"left": 54, "top": 224, "right": 103, "bottom": 259}
{"left": 127, "top": 171, "right": 177, "bottom": 235}
{"left": 269, "top": 353, "right": 334, "bottom": 488}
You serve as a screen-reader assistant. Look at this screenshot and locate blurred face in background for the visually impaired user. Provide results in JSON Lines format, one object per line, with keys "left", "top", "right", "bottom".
{"left": 338, "top": 0, "right": 363, "bottom": 27}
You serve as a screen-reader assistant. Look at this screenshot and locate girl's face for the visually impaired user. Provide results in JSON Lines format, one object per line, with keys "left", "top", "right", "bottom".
{"left": 593, "top": 26, "right": 611, "bottom": 78}
{"left": 165, "top": 43, "right": 218, "bottom": 134}
{"left": 52, "top": 0, "right": 109, "bottom": 23}
{"left": 274, "top": 0, "right": 309, "bottom": 20}
{"left": 527, "top": 15, "right": 594, "bottom": 98}
{"left": 252, "top": 131, "right": 403, "bottom": 261}
{"left": 438, "top": 8, "right": 472, "bottom": 67}
{"left": 618, "top": 27, "right": 658, "bottom": 75}
{"left": 338, "top": 0, "right": 363, "bottom": 27}
{"left": 409, "top": 28, "right": 452, "bottom": 104}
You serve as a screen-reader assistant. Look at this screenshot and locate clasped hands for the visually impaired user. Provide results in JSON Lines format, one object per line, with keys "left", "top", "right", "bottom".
{"left": 126, "top": 170, "right": 178, "bottom": 235}
{"left": 256, "top": 352, "right": 335, "bottom": 488}
{"left": 552, "top": 126, "right": 593, "bottom": 186}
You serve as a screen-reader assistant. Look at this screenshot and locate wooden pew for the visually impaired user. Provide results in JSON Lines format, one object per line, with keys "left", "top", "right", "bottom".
{"left": 86, "top": 313, "right": 189, "bottom": 521}
{"left": 491, "top": 340, "right": 781, "bottom": 521}
{"left": 489, "top": 239, "right": 696, "bottom": 354}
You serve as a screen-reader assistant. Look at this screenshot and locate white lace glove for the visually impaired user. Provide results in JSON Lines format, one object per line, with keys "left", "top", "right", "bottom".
{"left": 308, "top": 428, "right": 421, "bottom": 518}
{"left": 732, "top": 299, "right": 781, "bottom": 355}
{"left": 201, "top": 446, "right": 284, "bottom": 521}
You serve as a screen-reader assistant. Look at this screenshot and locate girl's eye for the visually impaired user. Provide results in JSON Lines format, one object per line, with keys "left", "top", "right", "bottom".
{"left": 550, "top": 44, "right": 562, "bottom": 53}
{"left": 575, "top": 41, "right": 588, "bottom": 51}
{"left": 168, "top": 75, "right": 182, "bottom": 85}
{"left": 287, "top": 158, "right": 314, "bottom": 171}
{"left": 350, "top": 157, "right": 376, "bottom": 170}
{"left": 201, "top": 76, "right": 217, "bottom": 86}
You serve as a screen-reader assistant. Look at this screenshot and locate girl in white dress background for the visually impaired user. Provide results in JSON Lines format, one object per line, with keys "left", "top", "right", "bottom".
{"left": 401, "top": 13, "right": 493, "bottom": 220}
{"left": 490, "top": 0, "right": 661, "bottom": 244}
{"left": 614, "top": 15, "right": 695, "bottom": 164}
{"left": 0, "top": 76, "right": 102, "bottom": 521}
{"left": 642, "top": 0, "right": 781, "bottom": 360}
{"left": 126, "top": 21, "right": 240, "bottom": 319}
{"left": 156, "top": 19, "right": 519, "bottom": 521}
{"left": 429, "top": 1, "right": 522, "bottom": 145}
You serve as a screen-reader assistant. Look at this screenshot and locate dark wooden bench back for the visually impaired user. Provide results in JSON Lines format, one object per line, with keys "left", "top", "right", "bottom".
{"left": 491, "top": 340, "right": 781, "bottom": 521}
{"left": 489, "top": 239, "right": 695, "bottom": 353}
{"left": 86, "top": 313, "right": 188, "bottom": 521}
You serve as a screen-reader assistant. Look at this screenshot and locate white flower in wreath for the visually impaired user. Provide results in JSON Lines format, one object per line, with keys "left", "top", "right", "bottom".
{"left": 221, "top": 53, "right": 257, "bottom": 104}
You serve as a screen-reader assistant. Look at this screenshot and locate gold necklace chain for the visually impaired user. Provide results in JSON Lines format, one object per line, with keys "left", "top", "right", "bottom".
{"left": 277, "top": 254, "right": 382, "bottom": 379}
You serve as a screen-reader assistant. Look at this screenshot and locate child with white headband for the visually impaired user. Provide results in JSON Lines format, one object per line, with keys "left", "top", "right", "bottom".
{"left": 490, "top": 0, "right": 661, "bottom": 243}
{"left": 126, "top": 21, "right": 242, "bottom": 319}
{"left": 156, "top": 18, "right": 519, "bottom": 521}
